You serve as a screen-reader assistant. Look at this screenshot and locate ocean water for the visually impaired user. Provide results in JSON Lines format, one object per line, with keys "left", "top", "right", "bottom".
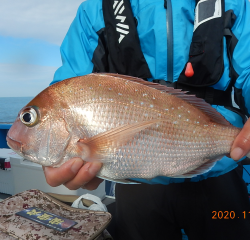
{"left": 0, "top": 97, "right": 33, "bottom": 123}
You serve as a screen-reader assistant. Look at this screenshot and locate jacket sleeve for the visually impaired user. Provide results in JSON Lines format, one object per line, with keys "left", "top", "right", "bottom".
{"left": 51, "top": 0, "right": 104, "bottom": 85}
{"left": 232, "top": 0, "right": 250, "bottom": 116}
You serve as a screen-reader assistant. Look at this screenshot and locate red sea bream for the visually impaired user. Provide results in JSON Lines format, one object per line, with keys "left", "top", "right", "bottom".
{"left": 6, "top": 73, "right": 243, "bottom": 182}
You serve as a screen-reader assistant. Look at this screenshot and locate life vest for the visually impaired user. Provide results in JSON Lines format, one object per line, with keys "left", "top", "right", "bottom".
{"left": 101, "top": 0, "right": 247, "bottom": 122}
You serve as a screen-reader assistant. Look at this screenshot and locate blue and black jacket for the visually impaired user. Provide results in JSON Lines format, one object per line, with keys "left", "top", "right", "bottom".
{"left": 51, "top": 0, "right": 250, "bottom": 185}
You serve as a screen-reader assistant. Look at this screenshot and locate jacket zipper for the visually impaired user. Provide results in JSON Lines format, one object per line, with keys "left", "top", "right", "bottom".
{"left": 165, "top": 0, "right": 174, "bottom": 83}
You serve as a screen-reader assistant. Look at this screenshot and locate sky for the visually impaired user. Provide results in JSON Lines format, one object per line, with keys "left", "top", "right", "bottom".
{"left": 0, "top": 0, "right": 84, "bottom": 97}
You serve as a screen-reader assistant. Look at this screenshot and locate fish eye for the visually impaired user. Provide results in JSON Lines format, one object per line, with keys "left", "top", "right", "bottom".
{"left": 20, "top": 107, "right": 39, "bottom": 127}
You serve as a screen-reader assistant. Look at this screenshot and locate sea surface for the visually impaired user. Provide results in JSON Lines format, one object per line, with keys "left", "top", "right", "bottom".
{"left": 0, "top": 97, "right": 33, "bottom": 123}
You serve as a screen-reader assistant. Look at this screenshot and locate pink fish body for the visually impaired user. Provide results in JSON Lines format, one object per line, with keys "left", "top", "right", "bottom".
{"left": 7, "top": 73, "right": 241, "bottom": 181}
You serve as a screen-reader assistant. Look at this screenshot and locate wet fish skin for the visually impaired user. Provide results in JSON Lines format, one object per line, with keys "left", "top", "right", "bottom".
{"left": 6, "top": 73, "right": 241, "bottom": 181}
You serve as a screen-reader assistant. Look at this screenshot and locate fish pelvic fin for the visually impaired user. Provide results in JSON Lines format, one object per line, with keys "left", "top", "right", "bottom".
{"left": 96, "top": 73, "right": 231, "bottom": 127}
{"left": 97, "top": 174, "right": 140, "bottom": 184}
{"left": 77, "top": 119, "right": 165, "bottom": 162}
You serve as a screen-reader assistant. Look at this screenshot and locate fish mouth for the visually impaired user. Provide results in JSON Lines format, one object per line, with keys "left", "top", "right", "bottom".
{"left": 6, "top": 135, "right": 24, "bottom": 155}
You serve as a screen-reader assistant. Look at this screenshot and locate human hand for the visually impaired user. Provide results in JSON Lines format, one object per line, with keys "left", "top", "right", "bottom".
{"left": 43, "top": 158, "right": 103, "bottom": 190}
{"left": 230, "top": 118, "right": 250, "bottom": 161}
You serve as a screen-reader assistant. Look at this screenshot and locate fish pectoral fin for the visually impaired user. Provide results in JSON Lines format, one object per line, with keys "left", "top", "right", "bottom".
{"left": 79, "top": 119, "right": 164, "bottom": 162}
{"left": 172, "top": 158, "right": 220, "bottom": 178}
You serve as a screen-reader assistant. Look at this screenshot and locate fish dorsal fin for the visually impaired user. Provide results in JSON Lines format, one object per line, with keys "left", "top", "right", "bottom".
{"left": 77, "top": 119, "right": 165, "bottom": 162}
{"left": 97, "top": 73, "right": 231, "bottom": 126}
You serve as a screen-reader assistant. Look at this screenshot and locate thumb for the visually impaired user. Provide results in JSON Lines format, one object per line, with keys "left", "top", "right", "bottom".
{"left": 230, "top": 118, "right": 250, "bottom": 161}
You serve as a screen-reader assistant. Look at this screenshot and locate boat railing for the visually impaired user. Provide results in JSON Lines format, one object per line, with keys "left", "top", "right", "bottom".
{"left": 0, "top": 123, "right": 12, "bottom": 148}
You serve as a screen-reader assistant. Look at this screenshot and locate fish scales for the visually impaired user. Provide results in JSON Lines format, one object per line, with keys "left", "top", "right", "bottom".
{"left": 6, "top": 73, "right": 240, "bottom": 181}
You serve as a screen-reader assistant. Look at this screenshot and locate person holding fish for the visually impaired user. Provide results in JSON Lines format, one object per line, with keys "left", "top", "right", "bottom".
{"left": 6, "top": 0, "right": 250, "bottom": 239}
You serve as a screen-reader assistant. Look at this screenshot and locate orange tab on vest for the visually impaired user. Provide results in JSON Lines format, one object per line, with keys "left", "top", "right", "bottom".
{"left": 185, "top": 62, "right": 194, "bottom": 77}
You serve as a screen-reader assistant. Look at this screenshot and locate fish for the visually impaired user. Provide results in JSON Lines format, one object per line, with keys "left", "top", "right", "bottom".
{"left": 6, "top": 73, "right": 245, "bottom": 183}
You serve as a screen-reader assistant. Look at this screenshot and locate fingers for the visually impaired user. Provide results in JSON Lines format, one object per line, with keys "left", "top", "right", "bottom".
{"left": 230, "top": 118, "right": 250, "bottom": 160}
{"left": 64, "top": 161, "right": 102, "bottom": 190}
{"left": 81, "top": 177, "right": 104, "bottom": 191}
{"left": 43, "top": 158, "right": 84, "bottom": 187}
{"left": 43, "top": 158, "right": 103, "bottom": 190}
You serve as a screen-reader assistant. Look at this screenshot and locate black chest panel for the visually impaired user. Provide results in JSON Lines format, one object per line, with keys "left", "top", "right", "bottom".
{"left": 92, "top": 0, "right": 152, "bottom": 79}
